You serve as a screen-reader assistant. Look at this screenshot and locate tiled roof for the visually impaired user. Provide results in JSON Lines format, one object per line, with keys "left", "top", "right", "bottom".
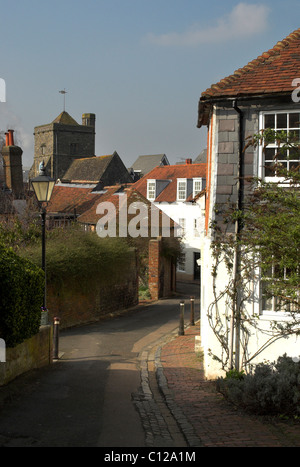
{"left": 52, "top": 111, "right": 79, "bottom": 126}
{"left": 46, "top": 185, "right": 102, "bottom": 215}
{"left": 131, "top": 154, "right": 169, "bottom": 175}
{"left": 78, "top": 185, "right": 149, "bottom": 225}
{"left": 63, "top": 155, "right": 112, "bottom": 183}
{"left": 62, "top": 152, "right": 133, "bottom": 186}
{"left": 47, "top": 183, "right": 175, "bottom": 232}
{"left": 133, "top": 163, "right": 206, "bottom": 203}
{"left": 198, "top": 28, "right": 300, "bottom": 125}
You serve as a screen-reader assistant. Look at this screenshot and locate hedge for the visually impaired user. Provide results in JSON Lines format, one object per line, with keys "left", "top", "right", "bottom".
{"left": 20, "top": 228, "right": 135, "bottom": 294}
{"left": 0, "top": 243, "right": 44, "bottom": 348}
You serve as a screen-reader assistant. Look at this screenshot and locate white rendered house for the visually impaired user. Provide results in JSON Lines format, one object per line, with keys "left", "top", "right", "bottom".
{"left": 197, "top": 29, "right": 300, "bottom": 379}
{"left": 134, "top": 159, "right": 206, "bottom": 282}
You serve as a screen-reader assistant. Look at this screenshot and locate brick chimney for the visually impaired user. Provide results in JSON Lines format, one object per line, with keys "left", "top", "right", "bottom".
{"left": 1, "top": 129, "right": 24, "bottom": 198}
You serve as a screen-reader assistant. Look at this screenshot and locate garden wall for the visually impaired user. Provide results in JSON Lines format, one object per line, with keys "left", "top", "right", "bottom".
{"left": 0, "top": 325, "right": 53, "bottom": 386}
{"left": 148, "top": 237, "right": 176, "bottom": 300}
{"left": 46, "top": 251, "right": 139, "bottom": 329}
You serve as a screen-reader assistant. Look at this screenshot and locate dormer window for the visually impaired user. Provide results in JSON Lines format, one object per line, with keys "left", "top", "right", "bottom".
{"left": 177, "top": 179, "right": 187, "bottom": 200}
{"left": 147, "top": 180, "right": 156, "bottom": 200}
{"left": 193, "top": 178, "right": 203, "bottom": 197}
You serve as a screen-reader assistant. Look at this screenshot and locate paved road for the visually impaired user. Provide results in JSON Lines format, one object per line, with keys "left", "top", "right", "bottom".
{"left": 0, "top": 283, "right": 199, "bottom": 447}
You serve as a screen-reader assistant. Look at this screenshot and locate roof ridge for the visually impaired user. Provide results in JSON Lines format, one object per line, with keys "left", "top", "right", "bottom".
{"left": 73, "top": 155, "right": 112, "bottom": 162}
{"left": 156, "top": 162, "right": 206, "bottom": 168}
{"left": 201, "top": 28, "right": 300, "bottom": 98}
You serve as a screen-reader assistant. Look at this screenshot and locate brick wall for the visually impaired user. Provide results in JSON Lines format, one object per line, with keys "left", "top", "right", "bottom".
{"left": 1, "top": 145, "right": 24, "bottom": 199}
{"left": 148, "top": 237, "right": 176, "bottom": 300}
{"left": 46, "top": 251, "right": 139, "bottom": 329}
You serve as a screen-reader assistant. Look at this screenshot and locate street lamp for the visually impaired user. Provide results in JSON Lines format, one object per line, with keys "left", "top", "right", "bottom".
{"left": 31, "top": 162, "right": 55, "bottom": 204}
{"left": 31, "top": 162, "right": 55, "bottom": 317}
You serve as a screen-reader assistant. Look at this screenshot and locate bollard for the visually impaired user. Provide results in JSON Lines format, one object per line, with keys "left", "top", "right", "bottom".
{"left": 190, "top": 296, "right": 195, "bottom": 326}
{"left": 178, "top": 301, "right": 185, "bottom": 336}
{"left": 53, "top": 317, "right": 60, "bottom": 360}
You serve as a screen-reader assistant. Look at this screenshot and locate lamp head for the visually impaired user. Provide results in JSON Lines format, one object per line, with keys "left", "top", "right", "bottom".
{"left": 31, "top": 161, "right": 55, "bottom": 203}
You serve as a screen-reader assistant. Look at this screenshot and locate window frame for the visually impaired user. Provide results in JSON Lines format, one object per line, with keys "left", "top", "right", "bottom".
{"left": 177, "top": 179, "right": 187, "bottom": 201}
{"left": 177, "top": 252, "right": 186, "bottom": 272}
{"left": 193, "top": 178, "right": 203, "bottom": 198}
{"left": 259, "top": 110, "right": 300, "bottom": 182}
{"left": 147, "top": 180, "right": 156, "bottom": 201}
{"left": 259, "top": 262, "right": 299, "bottom": 317}
{"left": 178, "top": 218, "right": 186, "bottom": 237}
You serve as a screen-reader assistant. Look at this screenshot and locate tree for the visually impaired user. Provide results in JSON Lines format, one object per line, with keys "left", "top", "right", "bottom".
{"left": 208, "top": 129, "right": 300, "bottom": 372}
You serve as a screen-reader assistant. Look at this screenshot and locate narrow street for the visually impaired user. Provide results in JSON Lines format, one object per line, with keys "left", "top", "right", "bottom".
{"left": 0, "top": 283, "right": 199, "bottom": 448}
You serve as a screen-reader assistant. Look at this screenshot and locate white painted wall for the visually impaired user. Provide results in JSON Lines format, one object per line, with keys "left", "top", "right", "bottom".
{"left": 201, "top": 235, "right": 300, "bottom": 380}
{"left": 153, "top": 198, "right": 205, "bottom": 280}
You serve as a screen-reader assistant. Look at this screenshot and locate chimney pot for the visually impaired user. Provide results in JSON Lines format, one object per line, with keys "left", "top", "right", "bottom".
{"left": 186, "top": 158, "right": 192, "bottom": 165}
{"left": 8, "top": 129, "right": 14, "bottom": 146}
{"left": 5, "top": 132, "right": 9, "bottom": 146}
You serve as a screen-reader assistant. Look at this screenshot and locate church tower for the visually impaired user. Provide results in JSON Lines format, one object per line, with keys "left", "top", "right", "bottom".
{"left": 30, "top": 111, "right": 96, "bottom": 181}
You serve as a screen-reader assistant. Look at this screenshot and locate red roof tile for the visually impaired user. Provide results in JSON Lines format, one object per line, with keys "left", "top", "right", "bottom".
{"left": 47, "top": 185, "right": 103, "bottom": 215}
{"left": 133, "top": 163, "right": 206, "bottom": 202}
{"left": 77, "top": 185, "right": 136, "bottom": 225}
{"left": 199, "top": 28, "right": 300, "bottom": 103}
{"left": 47, "top": 183, "right": 177, "bottom": 234}
{"left": 77, "top": 184, "right": 177, "bottom": 234}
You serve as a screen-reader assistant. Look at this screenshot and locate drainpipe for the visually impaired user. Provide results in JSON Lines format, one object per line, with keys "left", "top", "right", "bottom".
{"left": 230, "top": 100, "right": 244, "bottom": 370}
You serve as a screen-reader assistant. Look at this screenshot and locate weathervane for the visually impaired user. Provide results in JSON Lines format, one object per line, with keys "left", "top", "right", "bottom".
{"left": 59, "top": 88, "right": 67, "bottom": 111}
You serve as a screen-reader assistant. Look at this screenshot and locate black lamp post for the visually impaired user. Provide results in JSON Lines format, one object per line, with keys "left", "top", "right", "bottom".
{"left": 31, "top": 162, "right": 55, "bottom": 313}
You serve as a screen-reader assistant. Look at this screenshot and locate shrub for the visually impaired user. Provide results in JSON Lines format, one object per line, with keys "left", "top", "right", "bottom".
{"left": 20, "top": 228, "right": 135, "bottom": 293}
{"left": 216, "top": 355, "right": 300, "bottom": 417}
{"left": 0, "top": 243, "right": 44, "bottom": 348}
{"left": 138, "top": 284, "right": 151, "bottom": 300}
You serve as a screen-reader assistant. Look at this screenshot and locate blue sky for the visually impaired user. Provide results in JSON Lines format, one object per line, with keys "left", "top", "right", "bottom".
{"left": 0, "top": 0, "right": 300, "bottom": 168}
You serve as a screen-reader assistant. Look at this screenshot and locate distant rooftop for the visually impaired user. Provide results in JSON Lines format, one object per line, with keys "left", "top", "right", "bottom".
{"left": 131, "top": 154, "right": 169, "bottom": 176}
{"left": 133, "top": 162, "right": 206, "bottom": 203}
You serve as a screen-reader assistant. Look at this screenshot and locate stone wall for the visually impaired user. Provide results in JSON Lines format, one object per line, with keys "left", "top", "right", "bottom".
{"left": 32, "top": 120, "right": 95, "bottom": 180}
{"left": 0, "top": 326, "right": 53, "bottom": 386}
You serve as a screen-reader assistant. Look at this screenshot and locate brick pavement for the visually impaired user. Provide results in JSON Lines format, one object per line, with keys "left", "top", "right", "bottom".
{"left": 159, "top": 325, "right": 300, "bottom": 447}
